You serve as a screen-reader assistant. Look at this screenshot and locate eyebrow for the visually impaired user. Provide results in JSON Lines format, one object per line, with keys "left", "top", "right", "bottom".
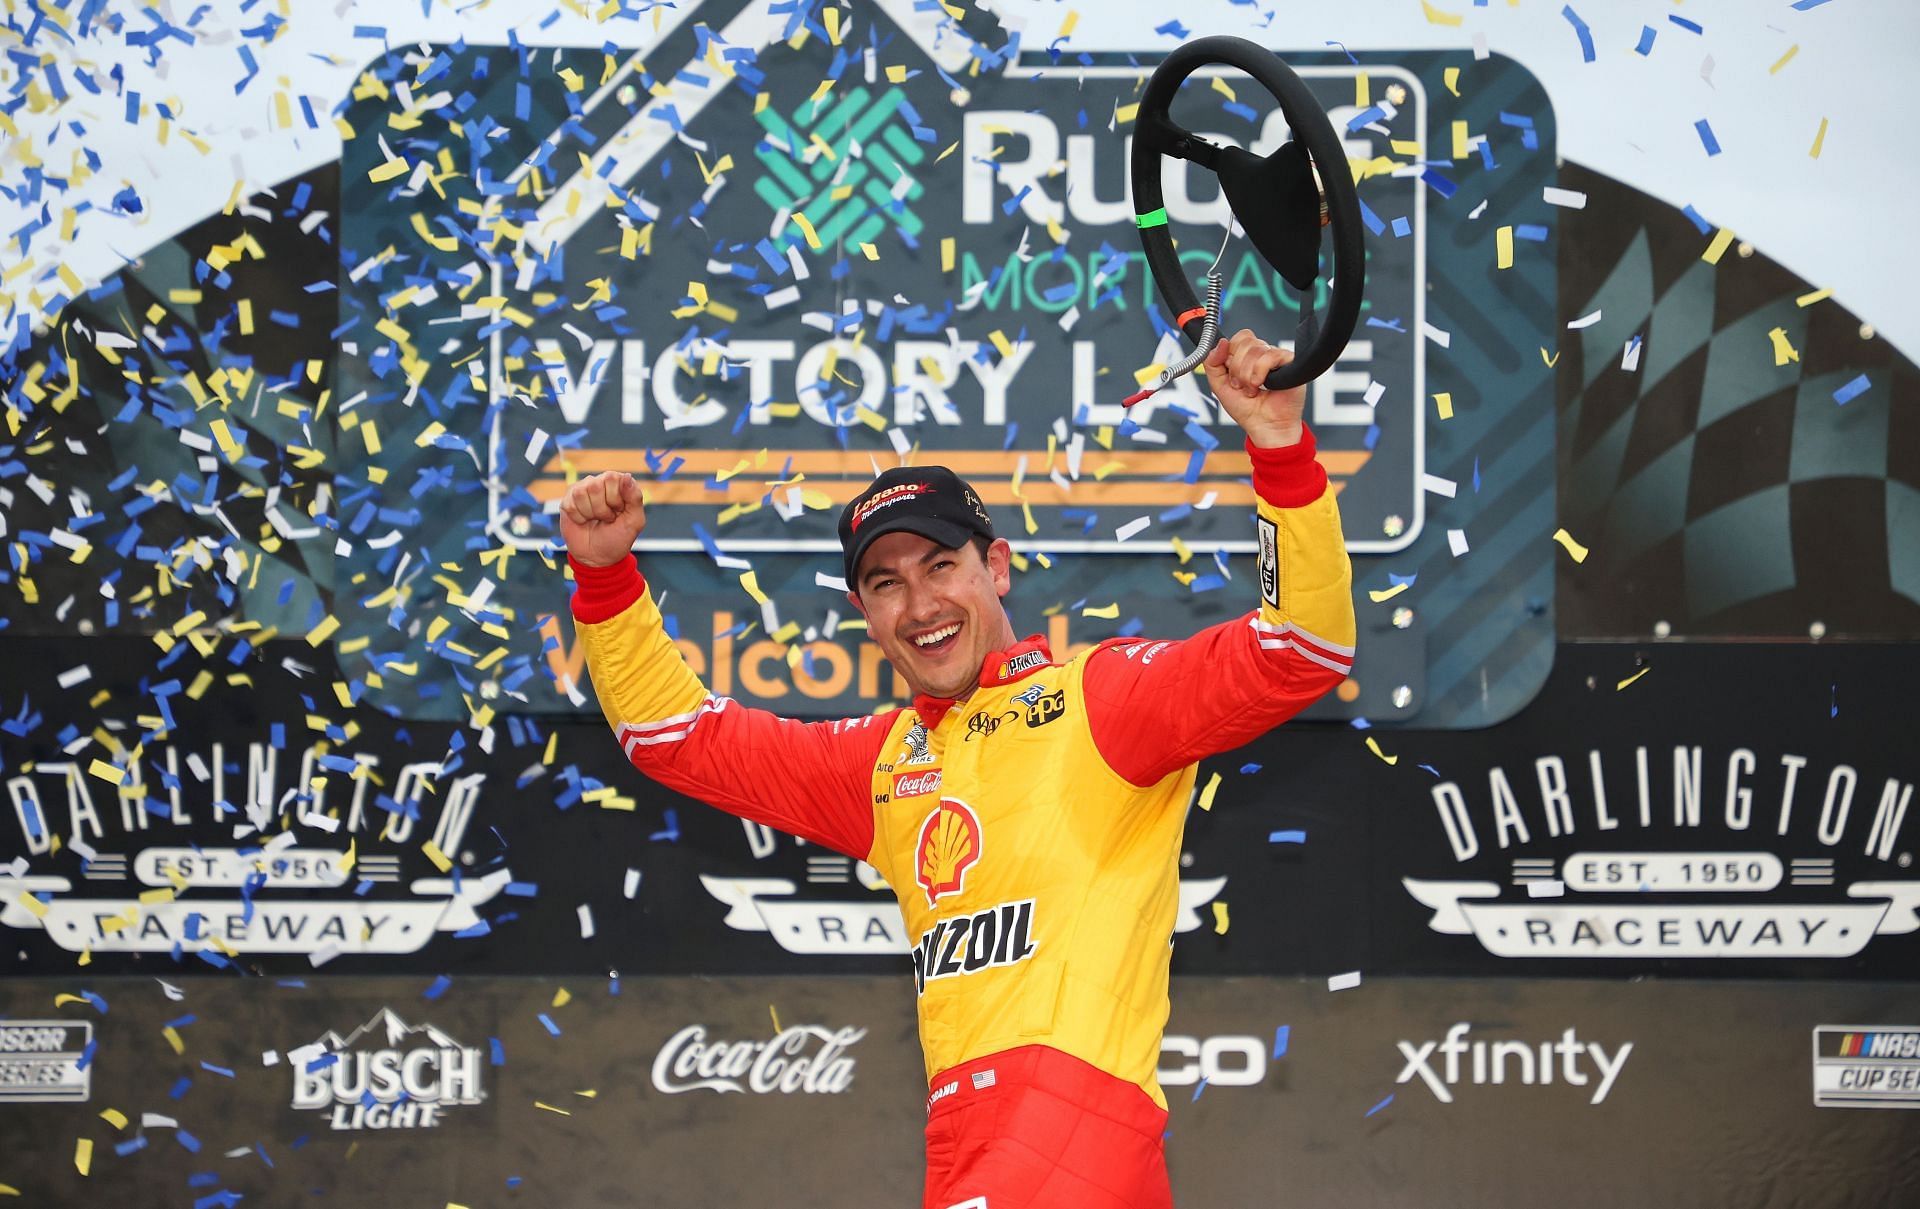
{"left": 860, "top": 545, "right": 955, "bottom": 588}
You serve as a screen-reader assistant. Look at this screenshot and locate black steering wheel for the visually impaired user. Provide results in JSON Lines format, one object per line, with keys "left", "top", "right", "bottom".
{"left": 1129, "top": 36, "right": 1365, "bottom": 392}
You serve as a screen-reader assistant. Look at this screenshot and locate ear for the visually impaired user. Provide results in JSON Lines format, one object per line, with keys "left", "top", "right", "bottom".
{"left": 845, "top": 588, "right": 865, "bottom": 617}
{"left": 986, "top": 538, "right": 1014, "bottom": 599}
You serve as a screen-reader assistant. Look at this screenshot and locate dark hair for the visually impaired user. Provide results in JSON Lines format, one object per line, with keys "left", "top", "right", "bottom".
{"left": 967, "top": 535, "right": 992, "bottom": 564}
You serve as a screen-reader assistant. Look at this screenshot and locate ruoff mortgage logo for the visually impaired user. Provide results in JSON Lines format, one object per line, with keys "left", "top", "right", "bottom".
{"left": 290, "top": 1008, "right": 486, "bottom": 1131}
{"left": 1404, "top": 746, "right": 1920, "bottom": 960}
{"left": 465, "top": 1, "right": 1420, "bottom": 558}
{"left": 651, "top": 1023, "right": 864, "bottom": 1095}
{"left": 701, "top": 816, "right": 1226, "bottom": 957}
{"left": 0, "top": 742, "right": 513, "bottom": 958}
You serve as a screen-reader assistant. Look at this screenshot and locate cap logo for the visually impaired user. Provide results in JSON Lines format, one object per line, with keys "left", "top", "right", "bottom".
{"left": 850, "top": 481, "right": 932, "bottom": 532}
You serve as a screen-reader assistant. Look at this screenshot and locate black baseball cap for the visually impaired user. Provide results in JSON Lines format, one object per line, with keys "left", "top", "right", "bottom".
{"left": 839, "top": 466, "right": 995, "bottom": 589}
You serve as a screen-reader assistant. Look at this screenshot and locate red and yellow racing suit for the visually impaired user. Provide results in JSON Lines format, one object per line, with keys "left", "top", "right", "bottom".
{"left": 569, "top": 428, "right": 1353, "bottom": 1208}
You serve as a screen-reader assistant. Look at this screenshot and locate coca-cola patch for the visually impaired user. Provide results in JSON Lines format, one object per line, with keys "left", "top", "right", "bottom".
{"left": 893, "top": 770, "right": 943, "bottom": 798}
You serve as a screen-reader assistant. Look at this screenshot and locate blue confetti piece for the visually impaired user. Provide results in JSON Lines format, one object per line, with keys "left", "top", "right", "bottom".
{"left": 1191, "top": 1076, "right": 1210, "bottom": 1102}
{"left": 1680, "top": 204, "right": 1713, "bottom": 234}
{"left": 1561, "top": 5, "right": 1596, "bottom": 62}
{"left": 200, "top": 1062, "right": 235, "bottom": 1078}
{"left": 423, "top": 975, "right": 451, "bottom": 1000}
{"left": 1421, "top": 169, "right": 1458, "bottom": 199}
{"left": 490, "top": 1037, "right": 506, "bottom": 1065}
{"left": 1345, "top": 105, "right": 1386, "bottom": 132}
{"left": 1790, "top": 0, "right": 1832, "bottom": 9}
{"left": 1514, "top": 224, "right": 1551, "bottom": 242}
{"left": 1391, "top": 216, "right": 1411, "bottom": 239}
{"left": 1269, "top": 830, "right": 1308, "bottom": 844}
{"left": 1669, "top": 14, "right": 1703, "bottom": 33}
{"left": 1273, "top": 1025, "right": 1290, "bottom": 1058}
{"left": 1357, "top": 199, "right": 1387, "bottom": 237}
{"left": 1366, "top": 1093, "right": 1395, "bottom": 1117}
{"left": 1634, "top": 25, "right": 1657, "bottom": 55}
{"left": 1154, "top": 19, "right": 1191, "bottom": 38}
{"left": 1830, "top": 684, "right": 1839, "bottom": 718}
{"left": 1694, "top": 119, "right": 1721, "bottom": 156}
{"left": 1239, "top": 763, "right": 1262, "bottom": 774}
{"left": 538, "top": 1013, "right": 561, "bottom": 1037}
{"left": 1418, "top": 764, "right": 1442, "bottom": 778}
{"left": 1832, "top": 374, "right": 1870, "bottom": 405}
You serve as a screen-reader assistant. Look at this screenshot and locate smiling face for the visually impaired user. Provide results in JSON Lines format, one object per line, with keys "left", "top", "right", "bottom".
{"left": 847, "top": 530, "right": 1018, "bottom": 702}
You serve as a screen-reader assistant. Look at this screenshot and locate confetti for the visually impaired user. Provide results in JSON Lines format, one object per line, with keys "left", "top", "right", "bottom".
{"left": 1365, "top": 1093, "right": 1395, "bottom": 1117}
{"left": 1268, "top": 830, "right": 1307, "bottom": 844}
{"left": 1542, "top": 187, "right": 1588, "bottom": 209}
{"left": 1212, "top": 902, "right": 1229, "bottom": 934}
{"left": 1795, "top": 287, "right": 1834, "bottom": 307}
{"left": 1365, "top": 737, "right": 1397, "bottom": 766}
{"left": 1769, "top": 328, "right": 1801, "bottom": 366}
{"left": 1329, "top": 971, "right": 1363, "bottom": 992}
{"left": 1368, "top": 584, "right": 1409, "bottom": 604}
{"left": 1421, "top": 1, "right": 1464, "bottom": 27}
{"left": 1832, "top": 375, "right": 1871, "bottom": 406}
{"left": 1528, "top": 880, "right": 1567, "bottom": 899}
{"left": 1560, "top": 6, "right": 1596, "bottom": 62}
{"left": 1809, "top": 118, "right": 1829, "bottom": 159}
{"left": 1496, "top": 226, "right": 1514, "bottom": 270}
{"left": 1552, "top": 528, "right": 1591, "bottom": 563}
{"left": 1617, "top": 667, "right": 1651, "bottom": 691}
{"left": 1433, "top": 392, "right": 1454, "bottom": 420}
{"left": 1273, "top": 1026, "right": 1291, "bottom": 1058}
{"left": 1694, "top": 119, "right": 1722, "bottom": 157}
{"left": 1701, "top": 228, "right": 1737, "bottom": 265}
{"left": 1197, "top": 773, "right": 1222, "bottom": 811}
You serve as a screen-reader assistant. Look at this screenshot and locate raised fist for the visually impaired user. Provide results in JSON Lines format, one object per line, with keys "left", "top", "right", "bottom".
{"left": 558, "top": 471, "right": 646, "bottom": 567}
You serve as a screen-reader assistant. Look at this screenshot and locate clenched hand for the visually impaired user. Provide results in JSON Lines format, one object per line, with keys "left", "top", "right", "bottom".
{"left": 559, "top": 471, "right": 646, "bottom": 567}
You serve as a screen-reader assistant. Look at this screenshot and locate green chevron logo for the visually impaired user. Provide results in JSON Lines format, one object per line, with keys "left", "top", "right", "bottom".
{"left": 753, "top": 84, "right": 928, "bottom": 253}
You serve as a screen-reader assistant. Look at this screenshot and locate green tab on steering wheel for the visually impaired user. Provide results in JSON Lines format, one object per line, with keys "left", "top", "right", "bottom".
{"left": 1128, "top": 35, "right": 1366, "bottom": 394}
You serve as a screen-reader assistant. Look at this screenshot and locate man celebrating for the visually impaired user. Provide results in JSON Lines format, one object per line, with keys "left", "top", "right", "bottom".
{"left": 559, "top": 331, "right": 1353, "bottom": 1209}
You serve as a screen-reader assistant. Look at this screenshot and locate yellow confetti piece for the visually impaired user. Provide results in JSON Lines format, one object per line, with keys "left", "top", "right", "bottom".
{"left": 87, "top": 759, "right": 126, "bottom": 785}
{"left": 552, "top": 987, "right": 573, "bottom": 1008}
{"left": 1496, "top": 226, "right": 1514, "bottom": 270}
{"left": 1451, "top": 120, "right": 1469, "bottom": 160}
{"left": 770, "top": 1003, "right": 782, "bottom": 1034}
{"left": 422, "top": 840, "right": 452, "bottom": 873}
{"left": 1354, "top": 72, "right": 1368, "bottom": 107}
{"left": 1114, "top": 102, "right": 1139, "bottom": 124}
{"left": 55, "top": 993, "right": 88, "bottom": 1008}
{"left": 1795, "top": 287, "right": 1833, "bottom": 308}
{"left": 1081, "top": 602, "right": 1119, "bottom": 619}
{"left": 791, "top": 212, "right": 822, "bottom": 250}
{"left": 1365, "top": 736, "right": 1399, "bottom": 766}
{"left": 368, "top": 157, "right": 409, "bottom": 183}
{"left": 237, "top": 298, "right": 254, "bottom": 334}
{"left": 1170, "top": 536, "right": 1193, "bottom": 565}
{"left": 1421, "top": 0, "right": 1464, "bottom": 27}
{"left": 1552, "top": 528, "right": 1590, "bottom": 563}
{"left": 1197, "top": 772, "right": 1221, "bottom": 812}
{"left": 1059, "top": 9, "right": 1080, "bottom": 37}
{"left": 1768, "top": 327, "right": 1800, "bottom": 366}
{"left": 1540, "top": 347, "right": 1560, "bottom": 368}
{"left": 306, "top": 614, "right": 341, "bottom": 647}
{"left": 886, "top": 64, "right": 908, "bottom": 83}
{"left": 99, "top": 1108, "right": 128, "bottom": 1130}
{"left": 1433, "top": 392, "right": 1454, "bottom": 420}
{"left": 739, "top": 570, "right": 769, "bottom": 605}
{"left": 16, "top": 892, "right": 47, "bottom": 919}
{"left": 1368, "top": 583, "right": 1409, "bottom": 603}
{"left": 0, "top": 1183, "right": 18, "bottom": 1196}
{"left": 534, "top": 1101, "right": 572, "bottom": 1115}
{"left": 1444, "top": 67, "right": 1461, "bottom": 97}
{"left": 1809, "top": 117, "right": 1828, "bottom": 159}
{"left": 1701, "top": 227, "right": 1736, "bottom": 265}
{"left": 940, "top": 238, "right": 956, "bottom": 272}
{"left": 1210, "top": 76, "right": 1237, "bottom": 103}
{"left": 162, "top": 1025, "right": 185, "bottom": 1055}
{"left": 1617, "top": 667, "right": 1651, "bottom": 691}
{"left": 859, "top": 242, "right": 879, "bottom": 261}
{"left": 1769, "top": 44, "right": 1799, "bottom": 75}
{"left": 989, "top": 329, "right": 1015, "bottom": 360}
{"left": 75, "top": 1139, "right": 92, "bottom": 1176}
{"left": 1212, "top": 901, "right": 1230, "bottom": 934}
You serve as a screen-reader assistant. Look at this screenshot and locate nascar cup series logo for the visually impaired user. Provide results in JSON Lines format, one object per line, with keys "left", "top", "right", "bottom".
{"left": 290, "top": 1009, "right": 485, "bottom": 1130}
{"left": 1404, "top": 745, "right": 1920, "bottom": 960}
{"left": 916, "top": 799, "right": 983, "bottom": 908}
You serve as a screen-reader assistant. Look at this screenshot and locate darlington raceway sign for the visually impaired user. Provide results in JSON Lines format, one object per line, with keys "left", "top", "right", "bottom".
{"left": 464, "top": 0, "right": 1426, "bottom": 557}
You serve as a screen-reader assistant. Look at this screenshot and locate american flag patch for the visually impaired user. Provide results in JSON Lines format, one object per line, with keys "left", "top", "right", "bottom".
{"left": 971, "top": 1069, "right": 996, "bottom": 1090}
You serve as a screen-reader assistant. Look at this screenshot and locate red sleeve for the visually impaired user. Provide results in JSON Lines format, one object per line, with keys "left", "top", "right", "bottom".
{"left": 569, "top": 554, "right": 895, "bottom": 860}
{"left": 1082, "top": 426, "right": 1356, "bottom": 787}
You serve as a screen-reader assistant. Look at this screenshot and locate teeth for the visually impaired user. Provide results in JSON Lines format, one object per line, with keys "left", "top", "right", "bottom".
{"left": 914, "top": 623, "right": 960, "bottom": 648}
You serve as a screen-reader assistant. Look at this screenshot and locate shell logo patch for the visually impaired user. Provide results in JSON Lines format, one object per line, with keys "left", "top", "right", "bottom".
{"left": 914, "top": 798, "right": 983, "bottom": 908}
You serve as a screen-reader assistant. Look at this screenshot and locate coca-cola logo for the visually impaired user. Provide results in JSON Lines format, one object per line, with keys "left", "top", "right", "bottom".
{"left": 893, "top": 770, "right": 942, "bottom": 798}
{"left": 650, "top": 1024, "right": 865, "bottom": 1095}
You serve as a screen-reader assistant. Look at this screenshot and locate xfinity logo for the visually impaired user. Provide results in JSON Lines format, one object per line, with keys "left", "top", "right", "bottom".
{"left": 651, "top": 1024, "right": 863, "bottom": 1095}
{"left": 1396, "top": 1023, "right": 1632, "bottom": 1105}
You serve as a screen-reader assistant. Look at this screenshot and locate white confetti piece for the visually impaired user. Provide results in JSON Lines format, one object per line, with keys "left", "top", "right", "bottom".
{"left": 56, "top": 664, "right": 92, "bottom": 689}
{"left": 815, "top": 572, "right": 849, "bottom": 592}
{"left": 1527, "top": 879, "right": 1567, "bottom": 899}
{"left": 1621, "top": 335, "right": 1644, "bottom": 372}
{"left": 1058, "top": 305, "right": 1081, "bottom": 332}
{"left": 523, "top": 428, "right": 550, "bottom": 464}
{"left": 1420, "top": 474, "right": 1457, "bottom": 499}
{"left": 1448, "top": 528, "right": 1470, "bottom": 557}
{"left": 1328, "top": 970, "right": 1363, "bottom": 992}
{"left": 1542, "top": 187, "right": 1588, "bottom": 209}
{"left": 1362, "top": 380, "right": 1386, "bottom": 407}
{"left": 888, "top": 427, "right": 911, "bottom": 457}
{"left": 1420, "top": 321, "right": 1452, "bottom": 348}
{"left": 261, "top": 1051, "right": 280, "bottom": 1067}
{"left": 1568, "top": 310, "right": 1604, "bottom": 330}
{"left": 578, "top": 904, "right": 595, "bottom": 939}
{"left": 624, "top": 869, "right": 642, "bottom": 899}
{"left": 1115, "top": 516, "right": 1152, "bottom": 541}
